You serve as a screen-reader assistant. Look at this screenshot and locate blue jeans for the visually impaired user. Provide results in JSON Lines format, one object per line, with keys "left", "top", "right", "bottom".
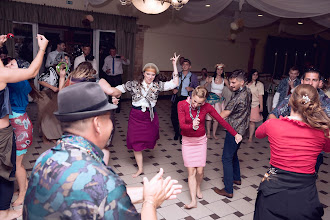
{"left": 222, "top": 131, "right": 241, "bottom": 194}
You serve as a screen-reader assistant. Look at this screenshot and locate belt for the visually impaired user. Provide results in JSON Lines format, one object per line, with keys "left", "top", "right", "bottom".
{"left": 132, "top": 106, "right": 156, "bottom": 112}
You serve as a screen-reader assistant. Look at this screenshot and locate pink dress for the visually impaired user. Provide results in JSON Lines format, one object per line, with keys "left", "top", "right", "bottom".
{"left": 178, "top": 98, "right": 237, "bottom": 167}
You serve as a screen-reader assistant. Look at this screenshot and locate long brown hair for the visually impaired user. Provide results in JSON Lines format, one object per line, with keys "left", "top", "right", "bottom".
{"left": 64, "top": 62, "right": 96, "bottom": 86}
{"left": 289, "top": 84, "right": 330, "bottom": 137}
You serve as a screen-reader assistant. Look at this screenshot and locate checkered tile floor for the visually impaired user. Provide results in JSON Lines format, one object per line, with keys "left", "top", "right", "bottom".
{"left": 12, "top": 99, "right": 330, "bottom": 220}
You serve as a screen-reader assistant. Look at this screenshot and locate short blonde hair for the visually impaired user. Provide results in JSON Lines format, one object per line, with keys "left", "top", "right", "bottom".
{"left": 192, "top": 86, "right": 208, "bottom": 99}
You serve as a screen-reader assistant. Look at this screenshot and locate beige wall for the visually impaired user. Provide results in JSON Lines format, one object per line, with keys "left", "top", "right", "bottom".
{"left": 14, "top": 0, "right": 279, "bottom": 73}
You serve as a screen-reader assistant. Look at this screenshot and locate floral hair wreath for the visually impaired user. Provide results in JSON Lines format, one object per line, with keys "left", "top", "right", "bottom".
{"left": 215, "top": 63, "right": 225, "bottom": 69}
{"left": 302, "top": 94, "right": 311, "bottom": 104}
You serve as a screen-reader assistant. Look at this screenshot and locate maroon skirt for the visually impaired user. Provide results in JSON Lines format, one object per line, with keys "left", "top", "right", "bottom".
{"left": 127, "top": 108, "right": 159, "bottom": 151}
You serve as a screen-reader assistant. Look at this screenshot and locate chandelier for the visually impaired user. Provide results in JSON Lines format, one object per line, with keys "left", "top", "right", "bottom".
{"left": 120, "top": 0, "right": 189, "bottom": 14}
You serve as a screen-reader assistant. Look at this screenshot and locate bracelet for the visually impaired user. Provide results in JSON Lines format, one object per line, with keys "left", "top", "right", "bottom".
{"left": 142, "top": 200, "right": 156, "bottom": 209}
{"left": 39, "top": 48, "right": 46, "bottom": 52}
{"left": 173, "top": 74, "right": 179, "bottom": 77}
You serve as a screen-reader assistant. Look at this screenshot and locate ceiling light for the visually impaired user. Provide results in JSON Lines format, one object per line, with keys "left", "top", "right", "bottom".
{"left": 298, "top": 22, "right": 303, "bottom": 25}
{"left": 205, "top": 4, "right": 211, "bottom": 7}
{"left": 120, "top": 0, "right": 189, "bottom": 14}
{"left": 257, "top": 14, "right": 263, "bottom": 17}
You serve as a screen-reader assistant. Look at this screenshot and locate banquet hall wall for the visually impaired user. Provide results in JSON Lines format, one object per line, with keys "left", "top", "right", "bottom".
{"left": 14, "top": 0, "right": 279, "bottom": 72}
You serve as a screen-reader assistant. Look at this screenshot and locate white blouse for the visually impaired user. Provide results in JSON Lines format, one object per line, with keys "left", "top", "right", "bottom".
{"left": 116, "top": 79, "right": 177, "bottom": 112}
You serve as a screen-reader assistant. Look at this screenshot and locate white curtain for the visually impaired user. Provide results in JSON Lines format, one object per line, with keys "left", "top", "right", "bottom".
{"left": 246, "top": 0, "right": 330, "bottom": 18}
{"left": 178, "top": 0, "right": 233, "bottom": 23}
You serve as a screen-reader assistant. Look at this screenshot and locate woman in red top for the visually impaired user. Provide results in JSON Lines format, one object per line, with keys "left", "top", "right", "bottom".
{"left": 254, "top": 84, "right": 330, "bottom": 220}
{"left": 178, "top": 86, "right": 242, "bottom": 209}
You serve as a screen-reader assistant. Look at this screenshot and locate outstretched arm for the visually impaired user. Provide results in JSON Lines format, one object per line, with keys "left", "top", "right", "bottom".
{"left": 98, "top": 78, "right": 122, "bottom": 98}
{"left": 0, "top": 34, "right": 48, "bottom": 84}
{"left": 208, "top": 105, "right": 237, "bottom": 137}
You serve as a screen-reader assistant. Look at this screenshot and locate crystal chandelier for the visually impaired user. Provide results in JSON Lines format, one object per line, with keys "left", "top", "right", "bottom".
{"left": 119, "top": 0, "right": 189, "bottom": 14}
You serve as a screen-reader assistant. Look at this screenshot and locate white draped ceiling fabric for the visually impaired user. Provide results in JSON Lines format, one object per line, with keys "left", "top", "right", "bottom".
{"left": 85, "top": 0, "right": 330, "bottom": 36}
{"left": 178, "top": 0, "right": 330, "bottom": 36}
{"left": 84, "top": 0, "right": 107, "bottom": 7}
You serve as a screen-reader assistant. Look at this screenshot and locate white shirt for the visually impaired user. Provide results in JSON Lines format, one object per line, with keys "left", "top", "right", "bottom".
{"left": 211, "top": 78, "right": 224, "bottom": 95}
{"left": 45, "top": 50, "right": 59, "bottom": 68}
{"left": 102, "top": 55, "right": 130, "bottom": 76}
{"left": 74, "top": 54, "right": 98, "bottom": 75}
{"left": 116, "top": 80, "right": 177, "bottom": 111}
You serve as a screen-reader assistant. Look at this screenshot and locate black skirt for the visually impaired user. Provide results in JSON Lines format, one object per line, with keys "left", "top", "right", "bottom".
{"left": 254, "top": 167, "right": 324, "bottom": 220}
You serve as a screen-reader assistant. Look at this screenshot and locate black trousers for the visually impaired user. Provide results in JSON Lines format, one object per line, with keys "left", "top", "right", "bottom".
{"left": 171, "top": 95, "right": 188, "bottom": 136}
{"left": 104, "top": 74, "right": 122, "bottom": 111}
{"left": 0, "top": 134, "right": 16, "bottom": 210}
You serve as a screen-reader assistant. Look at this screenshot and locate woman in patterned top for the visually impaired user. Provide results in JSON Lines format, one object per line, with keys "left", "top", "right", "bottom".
{"left": 115, "top": 53, "right": 180, "bottom": 178}
{"left": 37, "top": 52, "right": 71, "bottom": 143}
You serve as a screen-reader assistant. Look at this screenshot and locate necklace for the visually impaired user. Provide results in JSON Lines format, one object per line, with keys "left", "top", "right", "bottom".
{"left": 60, "top": 141, "right": 104, "bottom": 164}
{"left": 189, "top": 103, "right": 200, "bottom": 130}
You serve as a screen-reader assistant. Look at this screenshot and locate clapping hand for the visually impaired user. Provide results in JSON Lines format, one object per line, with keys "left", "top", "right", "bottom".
{"left": 143, "top": 168, "right": 182, "bottom": 208}
{"left": 234, "top": 134, "right": 243, "bottom": 144}
{"left": 170, "top": 53, "right": 180, "bottom": 65}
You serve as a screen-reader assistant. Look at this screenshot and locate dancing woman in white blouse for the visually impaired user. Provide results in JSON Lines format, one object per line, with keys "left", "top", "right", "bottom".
{"left": 115, "top": 53, "right": 180, "bottom": 177}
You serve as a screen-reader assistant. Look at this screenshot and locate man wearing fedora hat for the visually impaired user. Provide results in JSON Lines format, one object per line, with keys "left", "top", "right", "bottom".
{"left": 23, "top": 82, "right": 182, "bottom": 219}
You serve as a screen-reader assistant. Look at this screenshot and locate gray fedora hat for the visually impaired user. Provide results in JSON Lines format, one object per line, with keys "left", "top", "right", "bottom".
{"left": 54, "top": 82, "right": 117, "bottom": 122}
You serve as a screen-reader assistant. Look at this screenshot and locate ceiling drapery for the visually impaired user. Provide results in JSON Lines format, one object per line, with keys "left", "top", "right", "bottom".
{"left": 246, "top": 0, "right": 330, "bottom": 18}
{"left": 178, "top": 0, "right": 233, "bottom": 23}
{"left": 177, "top": 0, "right": 330, "bottom": 34}
{"left": 84, "top": 0, "right": 107, "bottom": 7}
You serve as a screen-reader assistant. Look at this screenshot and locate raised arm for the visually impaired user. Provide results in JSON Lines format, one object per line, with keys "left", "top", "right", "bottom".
{"left": 58, "top": 68, "right": 67, "bottom": 91}
{"left": 171, "top": 53, "right": 180, "bottom": 87}
{"left": 0, "top": 34, "right": 48, "bottom": 84}
{"left": 0, "top": 35, "right": 6, "bottom": 68}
